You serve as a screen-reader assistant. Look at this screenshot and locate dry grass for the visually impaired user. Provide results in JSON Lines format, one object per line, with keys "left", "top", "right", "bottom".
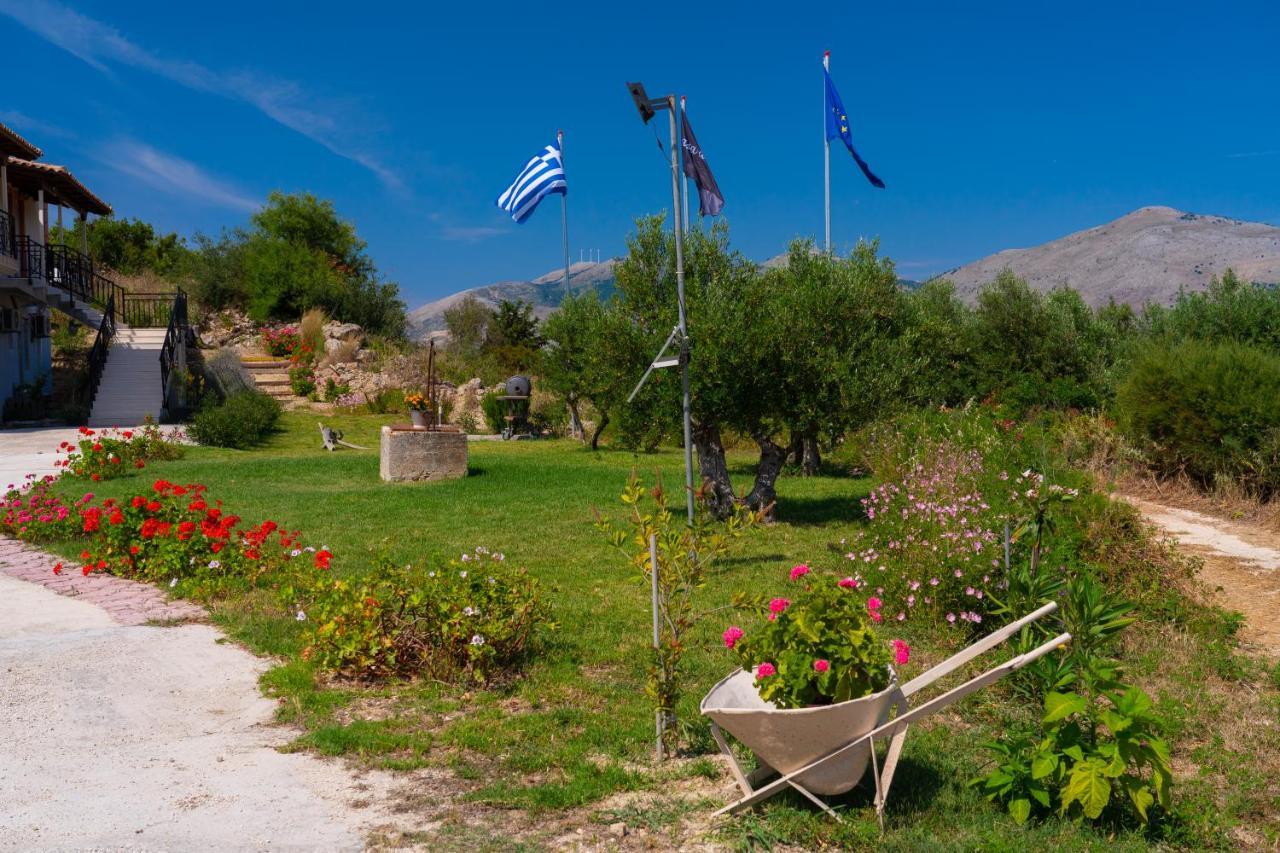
{"left": 112, "top": 270, "right": 182, "bottom": 295}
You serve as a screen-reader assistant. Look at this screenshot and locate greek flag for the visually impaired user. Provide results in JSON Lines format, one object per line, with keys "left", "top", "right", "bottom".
{"left": 495, "top": 140, "right": 567, "bottom": 223}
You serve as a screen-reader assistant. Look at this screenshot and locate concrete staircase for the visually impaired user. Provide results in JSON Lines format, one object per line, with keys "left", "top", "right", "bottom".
{"left": 88, "top": 327, "right": 167, "bottom": 427}
{"left": 240, "top": 357, "right": 296, "bottom": 403}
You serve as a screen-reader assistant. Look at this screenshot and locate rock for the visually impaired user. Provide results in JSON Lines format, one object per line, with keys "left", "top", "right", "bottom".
{"left": 197, "top": 308, "right": 257, "bottom": 349}
{"left": 608, "top": 822, "right": 627, "bottom": 839}
{"left": 322, "top": 321, "right": 364, "bottom": 343}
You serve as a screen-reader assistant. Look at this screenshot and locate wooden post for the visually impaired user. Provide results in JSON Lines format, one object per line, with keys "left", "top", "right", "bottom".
{"left": 37, "top": 188, "right": 46, "bottom": 244}
{"left": 56, "top": 203, "right": 63, "bottom": 240}
{"left": 0, "top": 162, "right": 7, "bottom": 213}
{"left": 79, "top": 212, "right": 88, "bottom": 255}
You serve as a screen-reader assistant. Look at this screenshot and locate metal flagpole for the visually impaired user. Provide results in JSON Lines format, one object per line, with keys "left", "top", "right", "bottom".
{"left": 823, "top": 51, "right": 831, "bottom": 253}
{"left": 558, "top": 130, "right": 571, "bottom": 289}
{"left": 669, "top": 95, "right": 696, "bottom": 527}
{"left": 680, "top": 96, "right": 690, "bottom": 233}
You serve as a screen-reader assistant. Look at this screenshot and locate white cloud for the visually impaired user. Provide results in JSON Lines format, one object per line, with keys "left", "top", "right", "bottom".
{"left": 0, "top": 0, "right": 401, "bottom": 188}
{"left": 101, "top": 140, "right": 259, "bottom": 212}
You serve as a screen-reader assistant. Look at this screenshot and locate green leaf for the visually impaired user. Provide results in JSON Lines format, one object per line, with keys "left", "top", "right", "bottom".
{"left": 1122, "top": 776, "right": 1155, "bottom": 823}
{"left": 1030, "top": 752, "right": 1059, "bottom": 780}
{"left": 1062, "top": 760, "right": 1111, "bottom": 820}
{"left": 1063, "top": 744, "right": 1085, "bottom": 762}
{"left": 1043, "top": 691, "right": 1088, "bottom": 724}
{"left": 1008, "top": 797, "right": 1031, "bottom": 825}
{"left": 1029, "top": 786, "right": 1052, "bottom": 808}
{"left": 1100, "top": 709, "right": 1132, "bottom": 734}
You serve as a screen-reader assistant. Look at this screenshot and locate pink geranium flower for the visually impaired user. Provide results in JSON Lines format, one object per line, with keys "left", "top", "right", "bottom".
{"left": 757, "top": 662, "right": 777, "bottom": 677}
{"left": 723, "top": 626, "right": 744, "bottom": 649}
{"left": 789, "top": 563, "right": 810, "bottom": 581}
{"left": 892, "top": 639, "right": 910, "bottom": 665}
{"left": 867, "top": 596, "right": 882, "bottom": 611}
{"left": 769, "top": 597, "right": 790, "bottom": 616}
{"left": 837, "top": 576, "right": 857, "bottom": 589}
{"left": 813, "top": 659, "right": 830, "bottom": 673}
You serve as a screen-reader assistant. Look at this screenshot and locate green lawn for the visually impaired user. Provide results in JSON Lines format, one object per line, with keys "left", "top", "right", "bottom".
{"left": 48, "top": 412, "right": 1279, "bottom": 850}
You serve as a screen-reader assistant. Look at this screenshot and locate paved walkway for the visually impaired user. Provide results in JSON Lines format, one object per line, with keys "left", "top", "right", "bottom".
{"left": 0, "top": 430, "right": 400, "bottom": 850}
{"left": 0, "top": 536, "right": 204, "bottom": 625}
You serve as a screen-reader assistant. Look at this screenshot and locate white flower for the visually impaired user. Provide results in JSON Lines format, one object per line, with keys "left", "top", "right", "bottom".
{"left": 208, "top": 560, "right": 221, "bottom": 569}
{"left": 304, "top": 546, "right": 316, "bottom": 553}
{"left": 290, "top": 549, "right": 301, "bottom": 557}
{"left": 461, "top": 553, "right": 471, "bottom": 562}
{"left": 459, "top": 570, "right": 467, "bottom": 578}
{"left": 462, "top": 606, "right": 478, "bottom": 617}
{"left": 494, "top": 553, "right": 505, "bottom": 561}
{"left": 428, "top": 571, "right": 436, "bottom": 578}
{"left": 189, "top": 557, "right": 196, "bottom": 565}
{"left": 169, "top": 578, "right": 178, "bottom": 588}
{"left": 487, "top": 577, "right": 496, "bottom": 585}
{"left": 470, "top": 634, "right": 485, "bottom": 646}
{"left": 295, "top": 610, "right": 306, "bottom": 621}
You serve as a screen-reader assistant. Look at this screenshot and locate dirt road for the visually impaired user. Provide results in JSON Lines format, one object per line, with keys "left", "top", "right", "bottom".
{"left": 1122, "top": 494, "right": 1280, "bottom": 653}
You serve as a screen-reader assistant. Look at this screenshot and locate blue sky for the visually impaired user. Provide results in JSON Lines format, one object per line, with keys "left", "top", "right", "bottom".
{"left": 4, "top": 0, "right": 1279, "bottom": 306}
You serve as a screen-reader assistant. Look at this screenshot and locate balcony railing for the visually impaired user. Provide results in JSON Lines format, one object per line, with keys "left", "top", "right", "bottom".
{"left": 14, "top": 236, "right": 43, "bottom": 279}
{"left": 5, "top": 235, "right": 181, "bottom": 328}
{"left": 0, "top": 209, "right": 15, "bottom": 260}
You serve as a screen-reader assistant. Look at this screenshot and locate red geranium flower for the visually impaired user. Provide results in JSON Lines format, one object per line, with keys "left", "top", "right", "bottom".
{"left": 315, "top": 549, "right": 333, "bottom": 569}
{"left": 53, "top": 563, "right": 62, "bottom": 575}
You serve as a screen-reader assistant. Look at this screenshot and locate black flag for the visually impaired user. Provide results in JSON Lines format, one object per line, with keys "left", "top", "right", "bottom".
{"left": 680, "top": 112, "right": 724, "bottom": 217}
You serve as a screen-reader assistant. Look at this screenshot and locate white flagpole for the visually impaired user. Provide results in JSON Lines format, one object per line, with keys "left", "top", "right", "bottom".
{"left": 559, "top": 129, "right": 570, "bottom": 289}
{"left": 680, "top": 96, "right": 690, "bottom": 233}
{"left": 823, "top": 51, "right": 831, "bottom": 253}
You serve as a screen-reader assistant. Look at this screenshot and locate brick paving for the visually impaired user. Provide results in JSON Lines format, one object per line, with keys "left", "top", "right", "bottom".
{"left": 0, "top": 535, "right": 204, "bottom": 626}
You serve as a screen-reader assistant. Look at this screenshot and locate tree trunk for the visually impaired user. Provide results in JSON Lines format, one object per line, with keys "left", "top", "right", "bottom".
{"left": 787, "top": 431, "right": 804, "bottom": 465}
{"left": 590, "top": 412, "right": 610, "bottom": 451}
{"left": 693, "top": 421, "right": 736, "bottom": 520}
{"left": 567, "top": 394, "right": 584, "bottom": 442}
{"left": 745, "top": 430, "right": 786, "bottom": 522}
{"left": 801, "top": 434, "right": 822, "bottom": 476}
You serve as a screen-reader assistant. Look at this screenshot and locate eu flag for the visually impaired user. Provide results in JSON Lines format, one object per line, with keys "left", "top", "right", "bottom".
{"left": 824, "top": 68, "right": 885, "bottom": 189}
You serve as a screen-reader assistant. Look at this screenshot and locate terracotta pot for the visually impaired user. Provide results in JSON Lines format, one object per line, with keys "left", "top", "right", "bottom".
{"left": 700, "top": 667, "right": 898, "bottom": 795}
{"left": 409, "top": 410, "right": 429, "bottom": 429}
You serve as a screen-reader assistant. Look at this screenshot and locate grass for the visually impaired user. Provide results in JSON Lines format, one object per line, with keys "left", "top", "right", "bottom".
{"left": 42, "top": 411, "right": 1280, "bottom": 849}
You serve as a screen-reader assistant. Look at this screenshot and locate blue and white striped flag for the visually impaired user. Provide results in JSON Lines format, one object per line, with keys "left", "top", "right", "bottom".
{"left": 495, "top": 140, "right": 567, "bottom": 223}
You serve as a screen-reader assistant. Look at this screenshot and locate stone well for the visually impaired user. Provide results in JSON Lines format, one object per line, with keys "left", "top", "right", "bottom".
{"left": 379, "top": 425, "right": 468, "bottom": 482}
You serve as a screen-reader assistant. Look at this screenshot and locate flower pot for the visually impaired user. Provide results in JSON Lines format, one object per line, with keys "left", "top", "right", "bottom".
{"left": 700, "top": 667, "right": 898, "bottom": 795}
{"left": 409, "top": 410, "right": 429, "bottom": 429}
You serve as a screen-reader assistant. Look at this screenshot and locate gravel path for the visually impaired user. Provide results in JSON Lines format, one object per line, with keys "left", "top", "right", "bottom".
{"left": 0, "top": 540, "right": 390, "bottom": 851}
{"left": 1122, "top": 494, "right": 1280, "bottom": 654}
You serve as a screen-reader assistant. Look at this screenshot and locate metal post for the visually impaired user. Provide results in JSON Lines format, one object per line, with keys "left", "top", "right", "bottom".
{"left": 668, "top": 95, "right": 696, "bottom": 528}
{"left": 558, "top": 130, "right": 571, "bottom": 290}
{"left": 680, "top": 96, "right": 690, "bottom": 233}
{"left": 823, "top": 51, "right": 831, "bottom": 253}
{"left": 650, "top": 533, "right": 664, "bottom": 761}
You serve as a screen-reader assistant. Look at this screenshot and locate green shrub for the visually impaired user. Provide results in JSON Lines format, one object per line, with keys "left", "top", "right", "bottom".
{"left": 363, "top": 387, "right": 405, "bottom": 415}
{"left": 481, "top": 389, "right": 505, "bottom": 433}
{"left": 291, "top": 548, "right": 550, "bottom": 683}
{"left": 1115, "top": 339, "right": 1280, "bottom": 496}
{"left": 189, "top": 392, "right": 281, "bottom": 449}
{"left": 288, "top": 365, "right": 316, "bottom": 397}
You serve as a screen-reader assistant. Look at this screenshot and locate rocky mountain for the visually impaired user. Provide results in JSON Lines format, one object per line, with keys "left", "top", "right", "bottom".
{"left": 934, "top": 206, "right": 1280, "bottom": 307}
{"left": 406, "top": 259, "right": 617, "bottom": 341}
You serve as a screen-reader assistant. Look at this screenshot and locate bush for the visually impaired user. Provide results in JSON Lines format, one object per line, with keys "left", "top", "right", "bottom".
{"left": 288, "top": 365, "right": 316, "bottom": 397}
{"left": 481, "top": 389, "right": 505, "bottom": 434}
{"left": 190, "top": 392, "right": 281, "bottom": 449}
{"left": 262, "top": 326, "right": 301, "bottom": 358}
{"left": 291, "top": 548, "right": 549, "bottom": 683}
{"left": 1115, "top": 339, "right": 1280, "bottom": 496}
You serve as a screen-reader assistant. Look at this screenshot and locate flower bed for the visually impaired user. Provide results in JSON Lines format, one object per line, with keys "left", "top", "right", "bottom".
{"left": 54, "top": 425, "right": 185, "bottom": 482}
{"left": 262, "top": 326, "right": 302, "bottom": 358}
{"left": 288, "top": 547, "right": 550, "bottom": 684}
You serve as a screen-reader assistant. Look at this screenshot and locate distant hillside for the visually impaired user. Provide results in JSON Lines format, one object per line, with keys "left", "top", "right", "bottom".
{"left": 934, "top": 206, "right": 1280, "bottom": 307}
{"left": 406, "top": 260, "right": 617, "bottom": 341}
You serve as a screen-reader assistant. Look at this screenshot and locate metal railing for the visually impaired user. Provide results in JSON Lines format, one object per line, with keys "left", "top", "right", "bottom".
{"left": 15, "top": 236, "right": 43, "bottom": 278}
{"left": 124, "top": 293, "right": 181, "bottom": 328}
{"left": 159, "top": 289, "right": 188, "bottom": 411}
{"left": 87, "top": 292, "right": 116, "bottom": 409}
{"left": 0, "top": 209, "right": 14, "bottom": 259}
